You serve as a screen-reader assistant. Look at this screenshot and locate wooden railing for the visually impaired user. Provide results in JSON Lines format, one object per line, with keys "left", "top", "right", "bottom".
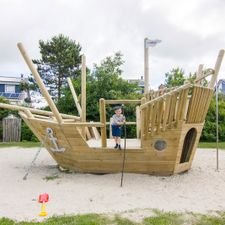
{"left": 140, "top": 84, "right": 191, "bottom": 141}
{"left": 99, "top": 98, "right": 141, "bottom": 148}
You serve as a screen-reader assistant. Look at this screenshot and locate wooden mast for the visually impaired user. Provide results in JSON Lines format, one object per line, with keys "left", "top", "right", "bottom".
{"left": 17, "top": 43, "right": 63, "bottom": 124}
{"left": 209, "top": 49, "right": 225, "bottom": 88}
{"left": 67, "top": 77, "right": 82, "bottom": 116}
{"left": 81, "top": 55, "right": 87, "bottom": 137}
{"left": 144, "top": 37, "right": 149, "bottom": 95}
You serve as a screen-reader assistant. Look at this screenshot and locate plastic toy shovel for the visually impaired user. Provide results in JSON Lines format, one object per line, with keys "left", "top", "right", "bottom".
{"left": 38, "top": 193, "right": 49, "bottom": 217}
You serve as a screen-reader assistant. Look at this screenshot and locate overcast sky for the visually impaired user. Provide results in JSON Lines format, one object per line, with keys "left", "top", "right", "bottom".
{"left": 0, "top": 0, "right": 225, "bottom": 88}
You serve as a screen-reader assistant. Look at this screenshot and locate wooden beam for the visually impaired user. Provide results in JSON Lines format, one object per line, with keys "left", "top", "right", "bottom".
{"left": 136, "top": 106, "right": 141, "bottom": 138}
{"left": 144, "top": 37, "right": 149, "bottom": 95}
{"left": 67, "top": 77, "right": 82, "bottom": 116}
{"left": 106, "top": 121, "right": 136, "bottom": 125}
{"left": 140, "top": 83, "right": 192, "bottom": 110}
{"left": 99, "top": 98, "right": 107, "bottom": 147}
{"left": 195, "top": 64, "right": 204, "bottom": 85}
{"left": 0, "top": 103, "right": 80, "bottom": 120}
{"left": 81, "top": 55, "right": 86, "bottom": 138}
{"left": 17, "top": 43, "right": 63, "bottom": 124}
{"left": 209, "top": 49, "right": 225, "bottom": 88}
{"left": 105, "top": 100, "right": 141, "bottom": 104}
{"left": 140, "top": 97, "right": 146, "bottom": 147}
{"left": 63, "top": 122, "right": 104, "bottom": 127}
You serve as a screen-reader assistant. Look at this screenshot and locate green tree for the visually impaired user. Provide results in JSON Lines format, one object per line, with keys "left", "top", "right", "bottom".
{"left": 34, "top": 34, "right": 82, "bottom": 100}
{"left": 20, "top": 74, "right": 38, "bottom": 104}
{"left": 201, "top": 94, "right": 225, "bottom": 141}
{"left": 0, "top": 97, "right": 11, "bottom": 120}
{"left": 57, "top": 52, "right": 142, "bottom": 137}
{"left": 165, "top": 67, "right": 185, "bottom": 88}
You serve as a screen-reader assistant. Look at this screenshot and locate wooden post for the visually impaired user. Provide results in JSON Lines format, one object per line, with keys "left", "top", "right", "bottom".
{"left": 209, "top": 49, "right": 225, "bottom": 88}
{"left": 67, "top": 77, "right": 82, "bottom": 116}
{"left": 109, "top": 118, "right": 113, "bottom": 139}
{"left": 81, "top": 55, "right": 86, "bottom": 138}
{"left": 99, "top": 98, "right": 107, "bottom": 147}
{"left": 136, "top": 106, "right": 141, "bottom": 138}
{"left": 144, "top": 38, "right": 149, "bottom": 95}
{"left": 0, "top": 102, "right": 79, "bottom": 120}
{"left": 195, "top": 64, "right": 204, "bottom": 85}
{"left": 140, "top": 97, "right": 146, "bottom": 147}
{"left": 17, "top": 43, "right": 63, "bottom": 124}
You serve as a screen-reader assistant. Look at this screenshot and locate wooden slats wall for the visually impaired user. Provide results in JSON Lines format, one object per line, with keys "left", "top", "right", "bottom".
{"left": 186, "top": 87, "right": 213, "bottom": 123}
{"left": 141, "top": 86, "right": 190, "bottom": 138}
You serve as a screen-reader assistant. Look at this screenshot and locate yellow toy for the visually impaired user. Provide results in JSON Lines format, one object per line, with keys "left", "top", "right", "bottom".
{"left": 38, "top": 193, "right": 49, "bottom": 217}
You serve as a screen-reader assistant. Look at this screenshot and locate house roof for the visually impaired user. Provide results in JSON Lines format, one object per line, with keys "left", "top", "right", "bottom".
{"left": 0, "top": 76, "right": 22, "bottom": 85}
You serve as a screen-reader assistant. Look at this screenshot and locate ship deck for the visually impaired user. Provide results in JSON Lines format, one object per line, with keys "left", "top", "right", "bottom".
{"left": 87, "top": 138, "right": 141, "bottom": 149}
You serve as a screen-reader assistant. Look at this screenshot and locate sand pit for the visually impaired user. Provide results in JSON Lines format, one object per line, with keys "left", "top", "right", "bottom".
{"left": 0, "top": 146, "right": 225, "bottom": 221}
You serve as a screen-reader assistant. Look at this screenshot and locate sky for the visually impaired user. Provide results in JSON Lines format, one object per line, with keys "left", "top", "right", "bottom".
{"left": 0, "top": 0, "right": 225, "bottom": 89}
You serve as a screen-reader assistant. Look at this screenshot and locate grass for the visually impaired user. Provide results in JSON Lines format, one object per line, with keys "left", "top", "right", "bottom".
{"left": 0, "top": 141, "right": 41, "bottom": 148}
{"left": 143, "top": 210, "right": 183, "bottom": 225}
{"left": 43, "top": 175, "right": 60, "bottom": 181}
{"left": 198, "top": 142, "right": 225, "bottom": 149}
{"left": 1, "top": 211, "right": 225, "bottom": 225}
{"left": 1, "top": 141, "right": 225, "bottom": 150}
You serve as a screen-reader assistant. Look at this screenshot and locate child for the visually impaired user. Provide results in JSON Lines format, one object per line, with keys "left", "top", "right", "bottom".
{"left": 111, "top": 106, "right": 125, "bottom": 150}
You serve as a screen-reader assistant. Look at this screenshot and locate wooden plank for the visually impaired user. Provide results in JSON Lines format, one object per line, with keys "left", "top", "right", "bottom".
{"left": 193, "top": 88, "right": 205, "bottom": 123}
{"left": 151, "top": 101, "right": 158, "bottom": 135}
{"left": 194, "top": 89, "right": 208, "bottom": 123}
{"left": 81, "top": 55, "right": 86, "bottom": 138}
{"left": 0, "top": 103, "right": 80, "bottom": 120}
{"left": 136, "top": 106, "right": 141, "bottom": 138}
{"left": 17, "top": 43, "right": 63, "bottom": 124}
{"left": 162, "top": 95, "right": 171, "bottom": 131}
{"left": 140, "top": 83, "right": 192, "bottom": 110}
{"left": 156, "top": 99, "right": 164, "bottom": 133}
{"left": 63, "top": 122, "right": 103, "bottom": 127}
{"left": 105, "top": 99, "right": 141, "bottom": 104}
{"left": 92, "top": 127, "right": 101, "bottom": 140}
{"left": 99, "top": 98, "right": 107, "bottom": 147}
{"left": 186, "top": 86, "right": 198, "bottom": 123}
{"left": 179, "top": 88, "right": 189, "bottom": 121}
{"left": 195, "top": 64, "right": 204, "bottom": 85}
{"left": 67, "top": 77, "right": 82, "bottom": 116}
{"left": 209, "top": 49, "right": 225, "bottom": 88}
{"left": 168, "top": 93, "right": 177, "bottom": 127}
{"left": 176, "top": 89, "right": 185, "bottom": 122}
{"left": 140, "top": 97, "right": 146, "bottom": 147}
{"left": 201, "top": 90, "right": 214, "bottom": 120}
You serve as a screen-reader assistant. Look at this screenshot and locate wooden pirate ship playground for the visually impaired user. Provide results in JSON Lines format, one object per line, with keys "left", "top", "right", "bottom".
{"left": 0, "top": 43, "right": 224, "bottom": 175}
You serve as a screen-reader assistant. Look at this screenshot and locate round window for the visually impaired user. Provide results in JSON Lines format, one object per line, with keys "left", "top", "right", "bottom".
{"left": 154, "top": 139, "right": 167, "bottom": 151}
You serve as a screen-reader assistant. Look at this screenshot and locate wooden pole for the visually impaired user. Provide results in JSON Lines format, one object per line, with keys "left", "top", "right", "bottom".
{"left": 105, "top": 99, "right": 141, "bottom": 104}
{"left": 17, "top": 43, "right": 63, "bottom": 124}
{"left": 0, "top": 102, "right": 80, "bottom": 120}
{"left": 140, "top": 97, "right": 146, "bottom": 147}
{"left": 136, "top": 106, "right": 141, "bottom": 138}
{"left": 67, "top": 77, "right": 82, "bottom": 116}
{"left": 99, "top": 98, "right": 107, "bottom": 147}
{"left": 209, "top": 49, "right": 225, "bottom": 88}
{"left": 216, "top": 78, "right": 219, "bottom": 171}
{"left": 81, "top": 55, "right": 87, "bottom": 138}
{"left": 144, "top": 38, "right": 149, "bottom": 95}
{"left": 195, "top": 64, "right": 204, "bottom": 85}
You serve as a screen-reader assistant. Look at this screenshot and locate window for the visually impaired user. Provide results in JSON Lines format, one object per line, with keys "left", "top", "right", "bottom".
{"left": 5, "top": 85, "right": 15, "bottom": 93}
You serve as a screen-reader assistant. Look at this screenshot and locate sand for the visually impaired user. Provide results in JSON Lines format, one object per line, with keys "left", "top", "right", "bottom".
{"left": 0, "top": 146, "right": 225, "bottom": 221}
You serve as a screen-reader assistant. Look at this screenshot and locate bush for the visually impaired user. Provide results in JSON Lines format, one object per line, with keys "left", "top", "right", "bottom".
{"left": 21, "top": 122, "right": 38, "bottom": 142}
{"left": 201, "top": 95, "right": 225, "bottom": 142}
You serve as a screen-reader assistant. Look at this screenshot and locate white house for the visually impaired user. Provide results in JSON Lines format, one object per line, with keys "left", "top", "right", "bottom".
{"left": 0, "top": 75, "right": 25, "bottom": 104}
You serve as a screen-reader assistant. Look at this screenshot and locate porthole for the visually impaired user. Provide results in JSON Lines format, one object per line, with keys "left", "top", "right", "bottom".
{"left": 154, "top": 139, "right": 167, "bottom": 151}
